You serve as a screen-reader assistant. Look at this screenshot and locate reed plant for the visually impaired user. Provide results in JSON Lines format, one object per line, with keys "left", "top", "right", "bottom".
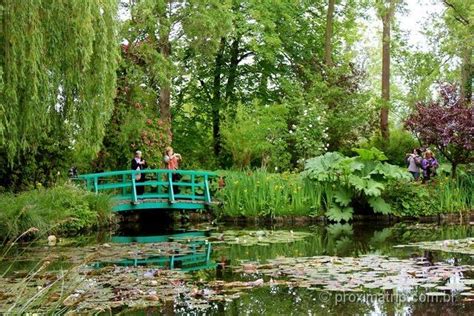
{"left": 0, "top": 183, "right": 113, "bottom": 241}
{"left": 215, "top": 170, "right": 324, "bottom": 218}
{"left": 435, "top": 174, "right": 473, "bottom": 214}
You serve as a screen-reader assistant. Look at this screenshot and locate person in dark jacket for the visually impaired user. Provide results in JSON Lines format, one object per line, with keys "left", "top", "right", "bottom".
{"left": 131, "top": 150, "right": 147, "bottom": 195}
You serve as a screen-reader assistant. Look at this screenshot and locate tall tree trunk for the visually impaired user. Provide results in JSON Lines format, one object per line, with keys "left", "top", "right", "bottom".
{"left": 380, "top": 1, "right": 395, "bottom": 141}
{"left": 324, "top": 0, "right": 335, "bottom": 67}
{"left": 159, "top": 26, "right": 172, "bottom": 142}
{"left": 460, "top": 46, "right": 473, "bottom": 103}
{"left": 212, "top": 38, "right": 226, "bottom": 157}
{"left": 225, "top": 37, "right": 240, "bottom": 103}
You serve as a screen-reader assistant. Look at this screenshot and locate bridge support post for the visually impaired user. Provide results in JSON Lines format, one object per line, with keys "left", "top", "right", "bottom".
{"left": 204, "top": 175, "right": 211, "bottom": 204}
{"left": 156, "top": 171, "right": 162, "bottom": 195}
{"left": 191, "top": 174, "right": 195, "bottom": 201}
{"left": 93, "top": 177, "right": 99, "bottom": 194}
{"left": 131, "top": 178, "right": 138, "bottom": 204}
{"left": 170, "top": 255, "right": 175, "bottom": 269}
{"left": 206, "top": 241, "right": 211, "bottom": 262}
{"left": 168, "top": 171, "right": 175, "bottom": 203}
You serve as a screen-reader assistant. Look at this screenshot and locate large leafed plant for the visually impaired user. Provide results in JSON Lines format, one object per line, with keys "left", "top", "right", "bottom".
{"left": 302, "top": 148, "right": 411, "bottom": 222}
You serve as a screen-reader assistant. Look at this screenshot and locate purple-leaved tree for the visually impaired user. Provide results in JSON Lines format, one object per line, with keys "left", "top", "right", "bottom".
{"left": 405, "top": 84, "right": 473, "bottom": 176}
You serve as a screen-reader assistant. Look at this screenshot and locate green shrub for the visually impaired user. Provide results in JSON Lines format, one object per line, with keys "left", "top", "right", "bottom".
{"left": 0, "top": 184, "right": 113, "bottom": 241}
{"left": 384, "top": 174, "right": 473, "bottom": 217}
{"left": 361, "top": 128, "right": 419, "bottom": 166}
{"left": 221, "top": 103, "right": 290, "bottom": 170}
{"left": 215, "top": 170, "right": 323, "bottom": 218}
{"left": 302, "top": 148, "right": 411, "bottom": 222}
{"left": 382, "top": 181, "right": 435, "bottom": 216}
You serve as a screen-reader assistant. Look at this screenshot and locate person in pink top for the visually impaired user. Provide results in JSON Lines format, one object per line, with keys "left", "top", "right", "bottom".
{"left": 164, "top": 147, "right": 182, "bottom": 194}
{"left": 164, "top": 146, "right": 181, "bottom": 170}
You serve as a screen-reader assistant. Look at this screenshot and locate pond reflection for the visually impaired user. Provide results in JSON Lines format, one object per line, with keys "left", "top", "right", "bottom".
{"left": 93, "top": 231, "right": 216, "bottom": 272}
{"left": 213, "top": 223, "right": 473, "bottom": 267}
{"left": 1, "top": 221, "right": 473, "bottom": 315}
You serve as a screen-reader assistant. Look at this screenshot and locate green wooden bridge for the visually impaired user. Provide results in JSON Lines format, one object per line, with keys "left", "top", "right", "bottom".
{"left": 77, "top": 169, "right": 217, "bottom": 212}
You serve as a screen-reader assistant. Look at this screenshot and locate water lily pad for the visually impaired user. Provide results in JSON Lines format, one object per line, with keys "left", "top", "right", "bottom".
{"left": 209, "top": 230, "right": 311, "bottom": 247}
{"left": 394, "top": 238, "right": 474, "bottom": 256}
{"left": 426, "top": 292, "right": 449, "bottom": 296}
{"left": 233, "top": 255, "right": 474, "bottom": 294}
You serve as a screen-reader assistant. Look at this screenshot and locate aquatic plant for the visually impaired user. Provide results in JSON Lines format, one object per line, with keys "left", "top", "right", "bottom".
{"left": 234, "top": 255, "right": 474, "bottom": 296}
{"left": 215, "top": 170, "right": 323, "bottom": 218}
{"left": 394, "top": 237, "right": 474, "bottom": 256}
{"left": 209, "top": 230, "right": 311, "bottom": 246}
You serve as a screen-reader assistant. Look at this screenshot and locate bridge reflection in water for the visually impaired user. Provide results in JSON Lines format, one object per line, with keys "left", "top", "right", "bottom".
{"left": 93, "top": 231, "right": 216, "bottom": 272}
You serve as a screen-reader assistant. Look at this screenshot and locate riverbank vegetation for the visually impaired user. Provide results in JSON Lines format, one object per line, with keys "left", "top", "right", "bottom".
{"left": 0, "top": 1, "right": 472, "bottom": 224}
{"left": 215, "top": 157, "right": 473, "bottom": 221}
{"left": 0, "top": 184, "right": 113, "bottom": 241}
{"left": 215, "top": 170, "right": 323, "bottom": 218}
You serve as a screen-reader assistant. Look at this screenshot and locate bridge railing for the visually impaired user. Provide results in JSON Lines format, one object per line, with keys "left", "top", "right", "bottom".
{"left": 77, "top": 169, "right": 217, "bottom": 205}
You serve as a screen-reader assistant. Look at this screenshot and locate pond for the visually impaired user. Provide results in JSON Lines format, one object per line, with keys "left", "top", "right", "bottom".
{"left": 1, "top": 217, "right": 474, "bottom": 315}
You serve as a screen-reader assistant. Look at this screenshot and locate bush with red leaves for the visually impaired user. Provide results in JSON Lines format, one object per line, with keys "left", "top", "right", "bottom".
{"left": 405, "top": 84, "right": 473, "bottom": 176}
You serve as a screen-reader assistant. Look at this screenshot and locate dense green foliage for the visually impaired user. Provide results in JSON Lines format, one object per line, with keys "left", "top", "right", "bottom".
{"left": 215, "top": 170, "right": 323, "bottom": 218}
{"left": 221, "top": 103, "right": 290, "bottom": 170}
{"left": 303, "top": 148, "right": 411, "bottom": 222}
{"left": 0, "top": 184, "right": 113, "bottom": 241}
{"left": 216, "top": 166, "right": 472, "bottom": 222}
{"left": 384, "top": 172, "right": 474, "bottom": 217}
{"left": 361, "top": 128, "right": 419, "bottom": 166}
{"left": 0, "top": 0, "right": 118, "bottom": 190}
{"left": 98, "top": 0, "right": 376, "bottom": 173}
{"left": 0, "top": 1, "right": 471, "bottom": 222}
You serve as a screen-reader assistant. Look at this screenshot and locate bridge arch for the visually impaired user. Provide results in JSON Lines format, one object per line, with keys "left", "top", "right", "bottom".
{"left": 77, "top": 169, "right": 217, "bottom": 212}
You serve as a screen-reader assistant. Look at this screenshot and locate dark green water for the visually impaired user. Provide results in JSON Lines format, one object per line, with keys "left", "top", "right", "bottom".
{"left": 121, "top": 222, "right": 474, "bottom": 315}
{"left": 1, "top": 221, "right": 474, "bottom": 315}
{"left": 207, "top": 223, "right": 474, "bottom": 316}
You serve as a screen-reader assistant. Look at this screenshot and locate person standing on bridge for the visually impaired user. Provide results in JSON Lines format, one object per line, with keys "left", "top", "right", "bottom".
{"left": 131, "top": 150, "right": 147, "bottom": 195}
{"left": 164, "top": 147, "right": 182, "bottom": 194}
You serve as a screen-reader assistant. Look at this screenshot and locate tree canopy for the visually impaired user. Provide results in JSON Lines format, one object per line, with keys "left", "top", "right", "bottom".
{"left": 0, "top": 0, "right": 118, "bottom": 188}
{"left": 0, "top": 0, "right": 472, "bottom": 190}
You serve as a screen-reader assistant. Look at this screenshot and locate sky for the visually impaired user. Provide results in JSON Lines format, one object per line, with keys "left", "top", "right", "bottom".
{"left": 359, "top": 0, "right": 445, "bottom": 51}
{"left": 399, "top": 0, "right": 444, "bottom": 51}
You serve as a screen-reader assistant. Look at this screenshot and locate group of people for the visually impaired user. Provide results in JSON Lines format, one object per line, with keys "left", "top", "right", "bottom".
{"left": 131, "top": 147, "right": 182, "bottom": 195}
{"left": 406, "top": 148, "right": 439, "bottom": 183}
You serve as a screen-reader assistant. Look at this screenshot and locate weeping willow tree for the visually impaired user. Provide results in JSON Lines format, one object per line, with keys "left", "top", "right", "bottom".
{"left": 0, "top": 0, "right": 118, "bottom": 190}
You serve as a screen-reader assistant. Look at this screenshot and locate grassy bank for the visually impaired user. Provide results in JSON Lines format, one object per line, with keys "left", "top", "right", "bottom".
{"left": 385, "top": 174, "right": 474, "bottom": 217}
{"left": 215, "top": 170, "right": 473, "bottom": 220}
{"left": 0, "top": 184, "right": 113, "bottom": 241}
